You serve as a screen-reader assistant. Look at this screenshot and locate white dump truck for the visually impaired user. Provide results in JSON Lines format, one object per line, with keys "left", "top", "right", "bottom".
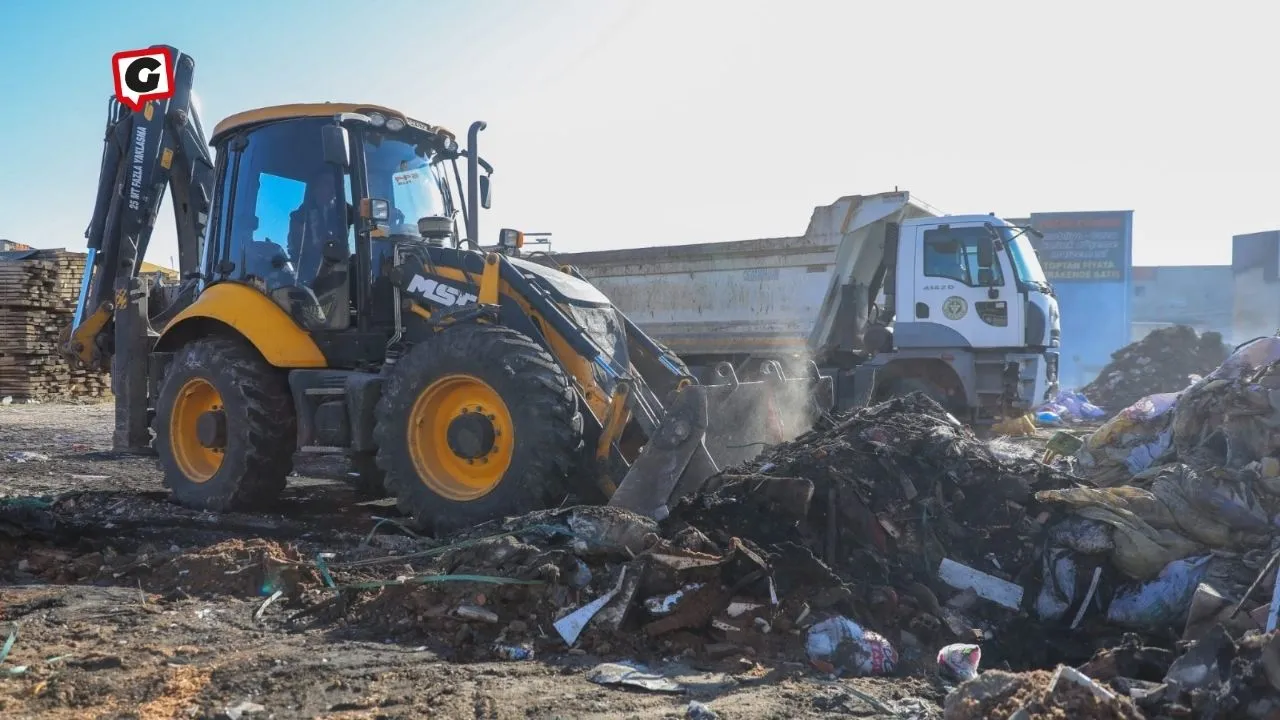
{"left": 550, "top": 191, "right": 1061, "bottom": 423}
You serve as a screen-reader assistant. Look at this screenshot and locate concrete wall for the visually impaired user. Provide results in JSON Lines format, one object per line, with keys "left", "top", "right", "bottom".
{"left": 1232, "top": 230, "right": 1280, "bottom": 343}
{"left": 1130, "top": 265, "right": 1233, "bottom": 340}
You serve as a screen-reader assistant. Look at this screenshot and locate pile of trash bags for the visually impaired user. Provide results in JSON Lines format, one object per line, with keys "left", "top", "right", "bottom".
{"left": 1081, "top": 326, "right": 1229, "bottom": 415}
{"left": 1038, "top": 389, "right": 1107, "bottom": 425}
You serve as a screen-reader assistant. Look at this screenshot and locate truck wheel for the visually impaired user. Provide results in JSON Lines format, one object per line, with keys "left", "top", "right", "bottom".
{"left": 346, "top": 451, "right": 388, "bottom": 499}
{"left": 373, "top": 324, "right": 583, "bottom": 534}
{"left": 153, "top": 336, "right": 296, "bottom": 511}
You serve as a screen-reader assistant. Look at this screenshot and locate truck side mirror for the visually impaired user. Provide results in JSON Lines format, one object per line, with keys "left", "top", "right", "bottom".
{"left": 976, "top": 236, "right": 995, "bottom": 269}
{"left": 322, "top": 125, "right": 350, "bottom": 168}
{"left": 479, "top": 175, "right": 492, "bottom": 210}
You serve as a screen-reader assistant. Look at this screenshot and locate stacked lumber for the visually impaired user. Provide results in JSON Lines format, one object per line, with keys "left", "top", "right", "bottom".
{"left": 0, "top": 249, "right": 111, "bottom": 401}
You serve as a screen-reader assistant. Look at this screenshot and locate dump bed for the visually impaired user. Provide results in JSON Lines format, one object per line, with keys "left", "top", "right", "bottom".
{"left": 554, "top": 192, "right": 939, "bottom": 359}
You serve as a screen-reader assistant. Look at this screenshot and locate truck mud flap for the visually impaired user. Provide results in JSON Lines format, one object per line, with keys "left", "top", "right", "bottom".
{"left": 608, "top": 384, "right": 712, "bottom": 520}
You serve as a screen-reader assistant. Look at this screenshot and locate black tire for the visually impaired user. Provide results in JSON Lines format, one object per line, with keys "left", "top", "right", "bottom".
{"left": 152, "top": 335, "right": 296, "bottom": 511}
{"left": 346, "top": 451, "right": 389, "bottom": 499}
{"left": 374, "top": 324, "right": 583, "bottom": 534}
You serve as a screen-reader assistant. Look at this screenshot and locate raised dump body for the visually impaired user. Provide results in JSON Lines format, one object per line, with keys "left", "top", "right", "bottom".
{"left": 555, "top": 192, "right": 939, "bottom": 364}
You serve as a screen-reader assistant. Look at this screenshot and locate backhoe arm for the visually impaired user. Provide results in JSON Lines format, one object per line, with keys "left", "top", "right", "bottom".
{"left": 65, "top": 45, "right": 214, "bottom": 371}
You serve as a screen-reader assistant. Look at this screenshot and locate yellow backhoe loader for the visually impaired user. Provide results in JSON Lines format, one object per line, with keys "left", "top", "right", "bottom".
{"left": 63, "top": 46, "right": 834, "bottom": 533}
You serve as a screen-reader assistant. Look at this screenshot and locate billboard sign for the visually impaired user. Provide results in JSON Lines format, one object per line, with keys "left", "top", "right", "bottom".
{"left": 1027, "top": 211, "right": 1133, "bottom": 283}
{"left": 1023, "top": 210, "right": 1133, "bottom": 391}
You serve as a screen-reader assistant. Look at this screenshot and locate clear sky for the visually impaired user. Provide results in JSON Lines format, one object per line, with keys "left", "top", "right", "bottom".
{"left": 2, "top": 0, "right": 1276, "bottom": 269}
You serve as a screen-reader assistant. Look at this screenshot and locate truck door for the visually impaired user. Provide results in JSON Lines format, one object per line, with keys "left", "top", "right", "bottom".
{"left": 910, "top": 223, "right": 1022, "bottom": 348}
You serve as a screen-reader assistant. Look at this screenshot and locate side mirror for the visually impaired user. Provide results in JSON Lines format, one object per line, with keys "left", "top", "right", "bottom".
{"left": 479, "top": 175, "right": 492, "bottom": 210}
{"left": 321, "top": 125, "right": 350, "bottom": 168}
{"left": 976, "top": 236, "right": 995, "bottom": 269}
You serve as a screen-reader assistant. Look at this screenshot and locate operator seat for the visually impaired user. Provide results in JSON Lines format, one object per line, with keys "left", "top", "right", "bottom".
{"left": 287, "top": 177, "right": 355, "bottom": 328}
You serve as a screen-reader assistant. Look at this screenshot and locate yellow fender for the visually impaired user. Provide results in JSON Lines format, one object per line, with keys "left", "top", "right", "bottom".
{"left": 156, "top": 283, "right": 327, "bottom": 368}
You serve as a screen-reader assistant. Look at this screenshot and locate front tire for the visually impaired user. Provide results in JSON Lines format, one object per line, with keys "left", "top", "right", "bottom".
{"left": 374, "top": 324, "right": 582, "bottom": 534}
{"left": 153, "top": 336, "right": 296, "bottom": 511}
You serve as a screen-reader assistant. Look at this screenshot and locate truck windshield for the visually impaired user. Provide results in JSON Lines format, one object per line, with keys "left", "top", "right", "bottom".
{"left": 1004, "top": 230, "right": 1050, "bottom": 287}
{"left": 362, "top": 132, "right": 451, "bottom": 236}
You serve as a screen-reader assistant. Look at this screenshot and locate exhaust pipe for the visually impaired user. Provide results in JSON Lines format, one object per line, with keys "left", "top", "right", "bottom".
{"left": 466, "top": 121, "right": 487, "bottom": 245}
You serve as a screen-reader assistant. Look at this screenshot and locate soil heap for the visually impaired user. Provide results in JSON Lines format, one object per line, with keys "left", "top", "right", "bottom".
{"left": 1081, "top": 326, "right": 1228, "bottom": 414}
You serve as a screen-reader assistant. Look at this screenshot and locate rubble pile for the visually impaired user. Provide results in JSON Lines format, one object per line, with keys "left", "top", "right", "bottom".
{"left": 329, "top": 395, "right": 1085, "bottom": 676}
{"left": 1081, "top": 325, "right": 1228, "bottom": 414}
{"left": 675, "top": 393, "right": 1073, "bottom": 568}
{"left": 323, "top": 378, "right": 1280, "bottom": 717}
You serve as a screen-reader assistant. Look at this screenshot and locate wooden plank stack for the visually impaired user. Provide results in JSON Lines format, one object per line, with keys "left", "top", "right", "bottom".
{"left": 0, "top": 249, "right": 112, "bottom": 401}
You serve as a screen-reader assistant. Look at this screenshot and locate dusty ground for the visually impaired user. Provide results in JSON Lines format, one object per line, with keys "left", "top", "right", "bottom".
{"left": 0, "top": 402, "right": 959, "bottom": 720}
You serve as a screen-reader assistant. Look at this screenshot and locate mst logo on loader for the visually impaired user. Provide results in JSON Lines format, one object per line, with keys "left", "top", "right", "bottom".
{"left": 407, "top": 274, "right": 478, "bottom": 308}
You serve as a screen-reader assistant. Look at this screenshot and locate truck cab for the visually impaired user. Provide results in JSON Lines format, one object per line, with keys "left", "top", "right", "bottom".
{"left": 881, "top": 215, "right": 1060, "bottom": 418}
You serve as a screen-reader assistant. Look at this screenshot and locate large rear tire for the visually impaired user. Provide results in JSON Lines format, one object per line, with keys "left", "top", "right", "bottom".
{"left": 374, "top": 324, "right": 583, "bottom": 534}
{"left": 153, "top": 336, "right": 296, "bottom": 511}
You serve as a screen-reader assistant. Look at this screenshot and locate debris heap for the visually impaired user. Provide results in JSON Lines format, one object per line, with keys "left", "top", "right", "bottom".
{"left": 1081, "top": 326, "right": 1229, "bottom": 414}
{"left": 333, "top": 394, "right": 1080, "bottom": 676}
{"left": 0, "top": 249, "right": 110, "bottom": 401}
{"left": 670, "top": 393, "right": 1073, "bottom": 615}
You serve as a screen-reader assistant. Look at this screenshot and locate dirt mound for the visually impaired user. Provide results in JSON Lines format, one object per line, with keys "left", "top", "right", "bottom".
{"left": 138, "top": 538, "right": 317, "bottom": 598}
{"left": 0, "top": 528, "right": 316, "bottom": 598}
{"left": 1081, "top": 326, "right": 1229, "bottom": 413}
{"left": 943, "top": 667, "right": 1144, "bottom": 719}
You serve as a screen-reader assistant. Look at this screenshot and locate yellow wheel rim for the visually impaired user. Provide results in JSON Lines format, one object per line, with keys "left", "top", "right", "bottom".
{"left": 407, "top": 374, "right": 515, "bottom": 501}
{"left": 169, "top": 377, "right": 225, "bottom": 483}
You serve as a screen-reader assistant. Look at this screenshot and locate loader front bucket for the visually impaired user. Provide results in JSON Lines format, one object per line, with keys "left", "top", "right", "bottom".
{"left": 607, "top": 361, "right": 834, "bottom": 519}
{"left": 700, "top": 361, "right": 835, "bottom": 470}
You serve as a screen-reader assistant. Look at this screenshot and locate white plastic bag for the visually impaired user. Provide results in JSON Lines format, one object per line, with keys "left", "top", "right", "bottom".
{"left": 805, "top": 617, "right": 898, "bottom": 676}
{"left": 937, "top": 643, "right": 982, "bottom": 681}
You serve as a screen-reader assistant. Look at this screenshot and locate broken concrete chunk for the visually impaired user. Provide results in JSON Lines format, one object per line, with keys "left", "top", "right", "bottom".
{"left": 937, "top": 558, "right": 1023, "bottom": 611}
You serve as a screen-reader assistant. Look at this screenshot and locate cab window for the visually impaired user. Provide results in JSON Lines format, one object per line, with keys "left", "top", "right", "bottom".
{"left": 224, "top": 117, "right": 352, "bottom": 330}
{"left": 922, "top": 227, "right": 1005, "bottom": 287}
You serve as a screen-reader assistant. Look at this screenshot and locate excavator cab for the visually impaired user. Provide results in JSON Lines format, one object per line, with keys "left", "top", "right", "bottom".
{"left": 65, "top": 46, "right": 835, "bottom": 534}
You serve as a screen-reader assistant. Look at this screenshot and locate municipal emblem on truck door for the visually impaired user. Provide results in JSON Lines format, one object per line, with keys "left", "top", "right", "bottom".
{"left": 942, "top": 296, "right": 968, "bottom": 321}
